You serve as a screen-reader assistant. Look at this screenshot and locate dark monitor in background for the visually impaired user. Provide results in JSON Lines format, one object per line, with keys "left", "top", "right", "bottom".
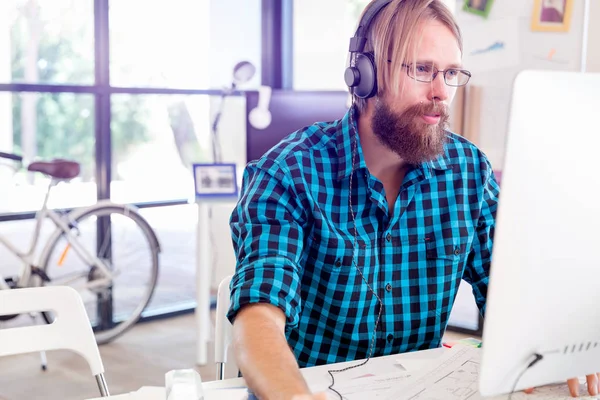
{"left": 245, "top": 90, "right": 350, "bottom": 162}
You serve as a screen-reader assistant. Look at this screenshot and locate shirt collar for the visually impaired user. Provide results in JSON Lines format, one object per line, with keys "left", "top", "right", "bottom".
{"left": 336, "top": 106, "right": 367, "bottom": 181}
{"left": 335, "top": 106, "right": 453, "bottom": 181}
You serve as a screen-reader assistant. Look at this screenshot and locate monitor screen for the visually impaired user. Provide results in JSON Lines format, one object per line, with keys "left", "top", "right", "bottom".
{"left": 480, "top": 70, "right": 600, "bottom": 396}
{"left": 245, "top": 90, "right": 350, "bottom": 162}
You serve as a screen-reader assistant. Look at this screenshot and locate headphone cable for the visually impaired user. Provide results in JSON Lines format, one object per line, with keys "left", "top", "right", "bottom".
{"left": 327, "top": 108, "right": 384, "bottom": 400}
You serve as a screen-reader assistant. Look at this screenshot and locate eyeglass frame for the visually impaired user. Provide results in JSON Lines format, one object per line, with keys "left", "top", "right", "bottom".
{"left": 402, "top": 63, "right": 472, "bottom": 87}
{"left": 390, "top": 60, "right": 472, "bottom": 87}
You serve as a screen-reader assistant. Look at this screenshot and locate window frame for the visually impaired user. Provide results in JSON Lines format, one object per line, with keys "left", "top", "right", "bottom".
{"left": 0, "top": 0, "right": 261, "bottom": 326}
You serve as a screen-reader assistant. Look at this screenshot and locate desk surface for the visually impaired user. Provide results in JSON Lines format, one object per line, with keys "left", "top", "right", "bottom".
{"left": 86, "top": 348, "right": 445, "bottom": 400}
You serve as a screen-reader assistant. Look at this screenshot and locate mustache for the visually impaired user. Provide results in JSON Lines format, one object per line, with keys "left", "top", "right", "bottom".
{"left": 413, "top": 102, "right": 449, "bottom": 117}
{"left": 393, "top": 101, "right": 450, "bottom": 131}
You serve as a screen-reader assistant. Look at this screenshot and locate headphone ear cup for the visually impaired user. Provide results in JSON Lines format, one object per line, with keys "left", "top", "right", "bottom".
{"left": 354, "top": 52, "right": 378, "bottom": 99}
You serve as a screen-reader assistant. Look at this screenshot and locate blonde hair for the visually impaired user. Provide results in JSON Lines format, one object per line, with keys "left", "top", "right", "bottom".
{"left": 352, "top": 0, "right": 463, "bottom": 112}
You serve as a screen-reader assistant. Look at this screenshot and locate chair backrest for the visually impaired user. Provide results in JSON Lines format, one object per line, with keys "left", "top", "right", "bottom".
{"left": 214, "top": 275, "right": 233, "bottom": 379}
{"left": 0, "top": 286, "right": 105, "bottom": 377}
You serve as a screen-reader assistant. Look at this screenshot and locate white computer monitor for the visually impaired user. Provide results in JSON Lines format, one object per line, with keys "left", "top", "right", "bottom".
{"left": 479, "top": 70, "right": 600, "bottom": 397}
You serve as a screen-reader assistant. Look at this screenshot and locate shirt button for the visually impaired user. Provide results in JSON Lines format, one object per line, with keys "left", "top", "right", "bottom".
{"left": 454, "top": 247, "right": 461, "bottom": 256}
{"left": 387, "top": 334, "right": 394, "bottom": 343}
{"left": 385, "top": 283, "right": 392, "bottom": 292}
{"left": 335, "top": 259, "right": 342, "bottom": 267}
{"left": 386, "top": 233, "right": 392, "bottom": 242}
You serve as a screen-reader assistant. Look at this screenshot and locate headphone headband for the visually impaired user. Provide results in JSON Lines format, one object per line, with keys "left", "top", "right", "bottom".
{"left": 349, "top": 0, "right": 393, "bottom": 53}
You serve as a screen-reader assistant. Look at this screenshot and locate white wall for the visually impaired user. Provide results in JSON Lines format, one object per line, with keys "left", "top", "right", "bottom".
{"left": 587, "top": 0, "right": 600, "bottom": 72}
{"left": 441, "top": 0, "right": 456, "bottom": 14}
{"left": 455, "top": 0, "right": 587, "bottom": 169}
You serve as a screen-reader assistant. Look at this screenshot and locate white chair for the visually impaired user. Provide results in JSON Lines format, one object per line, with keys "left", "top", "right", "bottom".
{"left": 214, "top": 275, "right": 233, "bottom": 380}
{"left": 0, "top": 286, "right": 110, "bottom": 397}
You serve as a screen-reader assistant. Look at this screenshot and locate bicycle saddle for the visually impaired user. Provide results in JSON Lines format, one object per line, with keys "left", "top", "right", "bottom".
{"left": 27, "top": 159, "right": 81, "bottom": 180}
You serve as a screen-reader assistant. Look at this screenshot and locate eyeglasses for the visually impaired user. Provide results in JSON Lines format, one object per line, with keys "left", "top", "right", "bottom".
{"left": 401, "top": 63, "right": 471, "bottom": 87}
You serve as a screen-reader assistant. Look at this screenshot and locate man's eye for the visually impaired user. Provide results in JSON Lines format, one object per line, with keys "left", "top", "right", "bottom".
{"left": 447, "top": 69, "right": 459, "bottom": 77}
{"left": 415, "top": 65, "right": 431, "bottom": 73}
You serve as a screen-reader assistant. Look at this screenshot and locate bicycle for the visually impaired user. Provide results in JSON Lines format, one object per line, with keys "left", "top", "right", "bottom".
{"left": 0, "top": 151, "right": 160, "bottom": 344}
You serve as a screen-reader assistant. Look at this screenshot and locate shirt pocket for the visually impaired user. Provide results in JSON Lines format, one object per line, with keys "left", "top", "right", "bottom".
{"left": 306, "top": 234, "right": 355, "bottom": 274}
{"left": 426, "top": 237, "right": 468, "bottom": 261}
{"left": 425, "top": 236, "right": 469, "bottom": 289}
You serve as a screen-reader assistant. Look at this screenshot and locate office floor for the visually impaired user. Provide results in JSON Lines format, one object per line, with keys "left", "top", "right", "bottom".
{"left": 0, "top": 313, "right": 475, "bottom": 400}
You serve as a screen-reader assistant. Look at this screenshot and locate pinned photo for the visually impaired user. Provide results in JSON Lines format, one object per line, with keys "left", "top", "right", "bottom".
{"left": 531, "top": 0, "right": 573, "bottom": 32}
{"left": 463, "top": 0, "right": 494, "bottom": 18}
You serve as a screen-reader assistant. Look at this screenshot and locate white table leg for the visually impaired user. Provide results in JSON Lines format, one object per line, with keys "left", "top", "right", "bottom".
{"left": 196, "top": 202, "right": 211, "bottom": 366}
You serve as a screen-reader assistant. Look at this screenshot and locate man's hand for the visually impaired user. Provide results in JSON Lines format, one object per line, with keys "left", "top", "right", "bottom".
{"left": 291, "top": 393, "right": 329, "bottom": 400}
{"left": 524, "top": 373, "right": 600, "bottom": 397}
{"left": 567, "top": 374, "right": 600, "bottom": 397}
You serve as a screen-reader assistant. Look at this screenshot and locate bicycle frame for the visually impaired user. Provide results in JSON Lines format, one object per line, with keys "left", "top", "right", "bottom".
{"left": 0, "top": 179, "right": 115, "bottom": 291}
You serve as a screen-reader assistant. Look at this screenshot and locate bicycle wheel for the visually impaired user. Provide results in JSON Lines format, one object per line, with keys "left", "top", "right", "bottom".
{"left": 40, "top": 204, "right": 160, "bottom": 344}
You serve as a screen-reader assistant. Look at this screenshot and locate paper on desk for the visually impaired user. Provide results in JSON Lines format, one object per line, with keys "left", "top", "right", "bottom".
{"left": 382, "top": 345, "right": 482, "bottom": 400}
{"left": 334, "top": 369, "right": 417, "bottom": 399}
{"left": 394, "top": 357, "right": 437, "bottom": 373}
{"left": 384, "top": 345, "right": 599, "bottom": 400}
{"left": 303, "top": 362, "right": 415, "bottom": 400}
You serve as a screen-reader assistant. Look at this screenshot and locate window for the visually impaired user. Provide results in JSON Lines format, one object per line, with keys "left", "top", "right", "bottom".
{"left": 140, "top": 204, "right": 198, "bottom": 313}
{"left": 109, "top": 0, "right": 210, "bottom": 88}
{"left": 0, "top": 0, "right": 94, "bottom": 85}
{"left": 0, "top": 92, "right": 95, "bottom": 213}
{"left": 110, "top": 94, "right": 212, "bottom": 204}
{"left": 292, "top": 0, "right": 370, "bottom": 90}
{"left": 0, "top": 0, "right": 262, "bottom": 323}
{"left": 292, "top": 0, "right": 456, "bottom": 90}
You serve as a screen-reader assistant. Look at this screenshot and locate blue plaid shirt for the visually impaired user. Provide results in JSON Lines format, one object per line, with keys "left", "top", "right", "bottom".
{"left": 228, "top": 106, "right": 499, "bottom": 368}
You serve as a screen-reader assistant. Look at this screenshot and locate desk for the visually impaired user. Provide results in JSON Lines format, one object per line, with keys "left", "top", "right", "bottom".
{"left": 86, "top": 348, "right": 445, "bottom": 399}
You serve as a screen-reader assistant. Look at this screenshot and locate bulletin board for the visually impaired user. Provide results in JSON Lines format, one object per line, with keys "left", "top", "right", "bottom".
{"left": 454, "top": 0, "right": 587, "bottom": 169}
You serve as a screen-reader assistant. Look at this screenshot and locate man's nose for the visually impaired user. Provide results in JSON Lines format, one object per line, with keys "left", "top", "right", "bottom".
{"left": 427, "top": 72, "right": 449, "bottom": 103}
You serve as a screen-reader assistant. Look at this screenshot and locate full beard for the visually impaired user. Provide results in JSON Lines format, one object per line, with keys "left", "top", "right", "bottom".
{"left": 370, "top": 99, "right": 450, "bottom": 165}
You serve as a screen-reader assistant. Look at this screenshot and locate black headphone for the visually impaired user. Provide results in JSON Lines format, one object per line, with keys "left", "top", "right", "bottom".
{"left": 344, "top": 0, "right": 393, "bottom": 99}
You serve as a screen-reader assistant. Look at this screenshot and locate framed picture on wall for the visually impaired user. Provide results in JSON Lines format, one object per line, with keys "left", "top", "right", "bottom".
{"left": 462, "top": 0, "right": 494, "bottom": 18}
{"left": 531, "top": 0, "right": 573, "bottom": 32}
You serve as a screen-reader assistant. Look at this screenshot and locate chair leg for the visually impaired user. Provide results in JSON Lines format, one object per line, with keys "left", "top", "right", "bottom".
{"left": 95, "top": 373, "right": 110, "bottom": 397}
{"left": 216, "top": 362, "right": 225, "bottom": 380}
{"left": 29, "top": 312, "right": 48, "bottom": 371}
{"left": 40, "top": 351, "right": 48, "bottom": 371}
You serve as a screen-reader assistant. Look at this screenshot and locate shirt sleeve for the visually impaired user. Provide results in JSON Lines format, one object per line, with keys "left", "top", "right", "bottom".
{"left": 463, "top": 162, "right": 500, "bottom": 317}
{"left": 227, "top": 160, "right": 307, "bottom": 331}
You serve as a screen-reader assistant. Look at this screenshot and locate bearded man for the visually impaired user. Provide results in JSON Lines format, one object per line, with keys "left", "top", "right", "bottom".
{"left": 227, "top": 1, "right": 498, "bottom": 399}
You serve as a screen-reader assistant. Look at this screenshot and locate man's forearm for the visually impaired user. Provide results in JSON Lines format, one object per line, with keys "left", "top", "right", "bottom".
{"left": 233, "top": 304, "right": 310, "bottom": 400}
